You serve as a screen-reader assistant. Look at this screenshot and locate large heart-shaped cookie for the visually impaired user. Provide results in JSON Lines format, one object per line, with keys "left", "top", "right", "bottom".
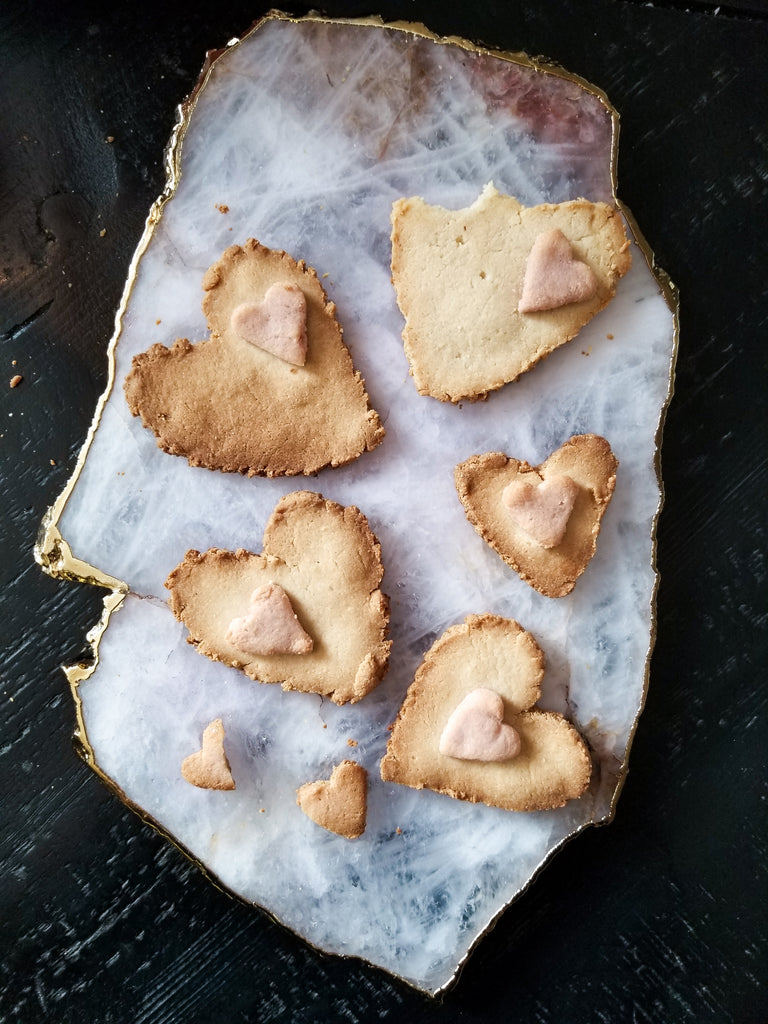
{"left": 380, "top": 615, "right": 592, "bottom": 812}
{"left": 390, "top": 183, "right": 631, "bottom": 401}
{"left": 455, "top": 434, "right": 618, "bottom": 598}
{"left": 124, "top": 240, "right": 384, "bottom": 476}
{"left": 165, "top": 490, "right": 391, "bottom": 704}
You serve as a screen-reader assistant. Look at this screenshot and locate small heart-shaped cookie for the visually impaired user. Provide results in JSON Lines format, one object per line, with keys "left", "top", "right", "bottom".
{"left": 124, "top": 240, "right": 384, "bottom": 476}
{"left": 439, "top": 688, "right": 521, "bottom": 761}
{"left": 296, "top": 760, "right": 368, "bottom": 839}
{"left": 165, "top": 490, "right": 391, "bottom": 704}
{"left": 380, "top": 615, "right": 592, "bottom": 812}
{"left": 390, "top": 183, "right": 631, "bottom": 401}
{"left": 231, "top": 282, "right": 307, "bottom": 365}
{"left": 518, "top": 228, "right": 598, "bottom": 313}
{"left": 501, "top": 474, "right": 579, "bottom": 549}
{"left": 455, "top": 434, "right": 618, "bottom": 598}
{"left": 181, "top": 718, "right": 235, "bottom": 791}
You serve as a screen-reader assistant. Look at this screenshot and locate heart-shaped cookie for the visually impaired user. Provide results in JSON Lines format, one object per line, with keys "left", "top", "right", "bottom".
{"left": 181, "top": 718, "right": 235, "bottom": 791}
{"left": 124, "top": 240, "right": 384, "bottom": 476}
{"left": 165, "top": 490, "right": 391, "bottom": 704}
{"left": 439, "top": 688, "right": 521, "bottom": 761}
{"left": 455, "top": 434, "right": 618, "bottom": 598}
{"left": 296, "top": 760, "right": 368, "bottom": 839}
{"left": 390, "top": 183, "right": 631, "bottom": 401}
{"left": 380, "top": 615, "right": 592, "bottom": 812}
{"left": 518, "top": 228, "right": 598, "bottom": 313}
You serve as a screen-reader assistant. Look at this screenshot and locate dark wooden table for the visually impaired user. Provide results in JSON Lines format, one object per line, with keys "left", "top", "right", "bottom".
{"left": 2, "top": 1, "right": 766, "bottom": 1020}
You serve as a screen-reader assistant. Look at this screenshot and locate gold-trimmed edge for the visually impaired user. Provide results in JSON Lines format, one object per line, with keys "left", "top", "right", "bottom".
{"left": 32, "top": 9, "right": 681, "bottom": 997}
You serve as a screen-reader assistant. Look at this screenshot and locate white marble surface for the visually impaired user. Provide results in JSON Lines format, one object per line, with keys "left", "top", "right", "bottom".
{"left": 55, "top": 17, "right": 675, "bottom": 992}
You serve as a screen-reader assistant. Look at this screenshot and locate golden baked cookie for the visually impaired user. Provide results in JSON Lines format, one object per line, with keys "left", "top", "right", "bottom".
{"left": 165, "top": 490, "right": 391, "bottom": 704}
{"left": 455, "top": 434, "right": 618, "bottom": 598}
{"left": 124, "top": 240, "right": 384, "bottom": 476}
{"left": 181, "top": 718, "right": 235, "bottom": 791}
{"left": 390, "top": 184, "right": 631, "bottom": 401}
{"left": 380, "top": 615, "right": 592, "bottom": 812}
{"left": 296, "top": 760, "right": 368, "bottom": 839}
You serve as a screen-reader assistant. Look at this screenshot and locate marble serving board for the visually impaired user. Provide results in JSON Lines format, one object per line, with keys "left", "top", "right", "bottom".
{"left": 38, "top": 14, "right": 677, "bottom": 994}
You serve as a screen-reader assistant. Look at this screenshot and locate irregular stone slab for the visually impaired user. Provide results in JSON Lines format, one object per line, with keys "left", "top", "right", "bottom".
{"left": 38, "top": 15, "right": 676, "bottom": 994}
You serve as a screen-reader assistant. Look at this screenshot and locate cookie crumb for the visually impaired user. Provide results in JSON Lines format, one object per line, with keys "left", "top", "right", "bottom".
{"left": 215, "top": 203, "right": 229, "bottom": 214}
{"left": 606, "top": 333, "right": 614, "bottom": 340}
{"left": 106, "top": 135, "right": 114, "bottom": 143}
{"left": 49, "top": 459, "right": 56, "bottom": 466}
{"left": 99, "top": 228, "right": 107, "bottom": 238}
{"left": 347, "top": 738, "right": 358, "bottom": 747}
{"left": 396, "top": 827, "right": 402, "bottom": 835}
{"left": 156, "top": 319, "right": 161, "bottom": 325}
{"left": 9, "top": 374, "right": 22, "bottom": 388}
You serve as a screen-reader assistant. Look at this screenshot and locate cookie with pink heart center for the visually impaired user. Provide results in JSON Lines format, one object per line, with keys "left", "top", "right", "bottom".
{"left": 124, "top": 239, "right": 384, "bottom": 477}
{"left": 165, "top": 490, "right": 391, "bottom": 705}
{"left": 380, "top": 614, "right": 592, "bottom": 812}
{"left": 390, "top": 183, "right": 631, "bottom": 402}
{"left": 455, "top": 434, "right": 618, "bottom": 598}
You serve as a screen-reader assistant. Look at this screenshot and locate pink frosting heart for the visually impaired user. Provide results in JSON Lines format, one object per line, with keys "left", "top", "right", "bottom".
{"left": 226, "top": 581, "right": 313, "bottom": 656}
{"left": 502, "top": 473, "right": 579, "bottom": 548}
{"left": 439, "top": 688, "right": 521, "bottom": 762}
{"left": 231, "top": 282, "right": 308, "bottom": 365}
{"left": 518, "top": 228, "right": 598, "bottom": 313}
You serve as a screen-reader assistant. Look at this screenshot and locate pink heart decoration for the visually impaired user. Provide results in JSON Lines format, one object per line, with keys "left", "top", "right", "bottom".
{"left": 226, "top": 581, "right": 313, "bottom": 656}
{"left": 502, "top": 473, "right": 578, "bottom": 548}
{"left": 181, "top": 719, "right": 235, "bottom": 791}
{"left": 518, "top": 229, "right": 598, "bottom": 313}
{"left": 231, "top": 282, "right": 308, "bottom": 365}
{"left": 439, "top": 688, "right": 521, "bottom": 762}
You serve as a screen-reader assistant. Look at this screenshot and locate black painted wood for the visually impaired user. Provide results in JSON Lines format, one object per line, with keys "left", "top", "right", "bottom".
{"left": 1, "top": 2, "right": 766, "bottom": 1021}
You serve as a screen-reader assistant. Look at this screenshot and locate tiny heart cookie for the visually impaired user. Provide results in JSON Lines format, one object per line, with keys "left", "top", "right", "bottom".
{"left": 380, "top": 614, "right": 592, "bottom": 812}
{"left": 296, "top": 760, "right": 368, "bottom": 839}
{"left": 390, "top": 183, "right": 631, "bottom": 402}
{"left": 124, "top": 239, "right": 384, "bottom": 477}
{"left": 455, "top": 434, "right": 618, "bottom": 598}
{"left": 165, "top": 490, "right": 391, "bottom": 704}
{"left": 181, "top": 718, "right": 235, "bottom": 791}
